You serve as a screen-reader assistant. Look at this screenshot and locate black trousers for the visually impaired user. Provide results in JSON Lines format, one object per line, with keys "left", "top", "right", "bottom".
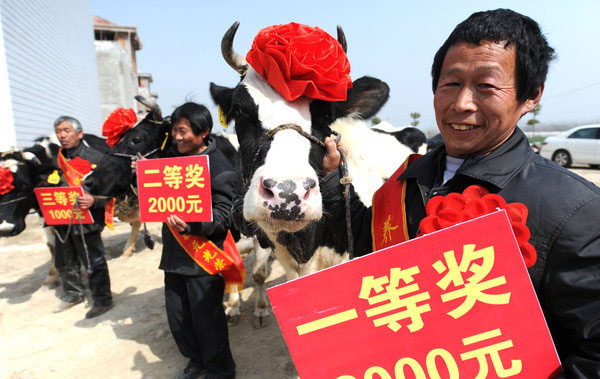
{"left": 54, "top": 230, "right": 112, "bottom": 306}
{"left": 164, "top": 272, "right": 235, "bottom": 377}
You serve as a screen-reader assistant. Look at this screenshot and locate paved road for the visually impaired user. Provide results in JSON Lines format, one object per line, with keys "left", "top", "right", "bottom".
{"left": 569, "top": 166, "right": 600, "bottom": 187}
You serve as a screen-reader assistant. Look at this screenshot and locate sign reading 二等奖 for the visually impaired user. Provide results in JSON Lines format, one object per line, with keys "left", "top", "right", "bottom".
{"left": 136, "top": 156, "right": 212, "bottom": 223}
{"left": 34, "top": 187, "right": 94, "bottom": 225}
{"left": 267, "top": 211, "right": 562, "bottom": 379}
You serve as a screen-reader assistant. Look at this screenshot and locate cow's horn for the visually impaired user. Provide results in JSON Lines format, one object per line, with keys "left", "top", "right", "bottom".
{"left": 135, "top": 95, "right": 163, "bottom": 121}
{"left": 222, "top": 21, "right": 249, "bottom": 75}
{"left": 337, "top": 25, "right": 347, "bottom": 53}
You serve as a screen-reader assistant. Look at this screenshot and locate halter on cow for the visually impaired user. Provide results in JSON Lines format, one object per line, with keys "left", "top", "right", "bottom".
{"left": 210, "top": 22, "right": 415, "bottom": 279}
{"left": 82, "top": 97, "right": 273, "bottom": 327}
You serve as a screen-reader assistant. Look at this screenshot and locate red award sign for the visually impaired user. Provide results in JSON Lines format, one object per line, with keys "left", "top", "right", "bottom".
{"left": 268, "top": 211, "right": 562, "bottom": 379}
{"left": 34, "top": 187, "right": 94, "bottom": 225}
{"left": 136, "top": 156, "right": 212, "bottom": 223}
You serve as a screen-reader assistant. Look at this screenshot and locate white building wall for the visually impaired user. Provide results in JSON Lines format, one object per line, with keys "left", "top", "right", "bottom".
{"left": 0, "top": 10, "right": 16, "bottom": 150}
{"left": 0, "top": 0, "right": 102, "bottom": 149}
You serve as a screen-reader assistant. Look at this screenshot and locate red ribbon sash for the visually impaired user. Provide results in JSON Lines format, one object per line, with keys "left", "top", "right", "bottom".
{"left": 371, "top": 154, "right": 421, "bottom": 251}
{"left": 57, "top": 149, "right": 115, "bottom": 230}
{"left": 167, "top": 224, "right": 246, "bottom": 293}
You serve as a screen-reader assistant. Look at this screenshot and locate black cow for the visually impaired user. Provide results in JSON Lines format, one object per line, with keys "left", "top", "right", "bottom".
{"left": 210, "top": 22, "right": 416, "bottom": 279}
{"left": 427, "top": 133, "right": 445, "bottom": 152}
{"left": 83, "top": 97, "right": 272, "bottom": 327}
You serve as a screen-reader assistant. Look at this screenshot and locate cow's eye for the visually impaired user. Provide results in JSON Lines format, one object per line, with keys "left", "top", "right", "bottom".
{"left": 131, "top": 137, "right": 142, "bottom": 144}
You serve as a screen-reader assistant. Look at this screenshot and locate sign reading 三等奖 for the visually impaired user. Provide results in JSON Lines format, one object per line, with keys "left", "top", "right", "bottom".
{"left": 34, "top": 187, "right": 94, "bottom": 225}
{"left": 136, "top": 156, "right": 212, "bottom": 223}
{"left": 267, "top": 211, "right": 562, "bottom": 379}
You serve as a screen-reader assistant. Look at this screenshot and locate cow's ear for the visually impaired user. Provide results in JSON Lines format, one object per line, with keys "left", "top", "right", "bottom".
{"left": 210, "top": 83, "right": 235, "bottom": 123}
{"left": 21, "top": 151, "right": 41, "bottom": 166}
{"left": 335, "top": 76, "right": 390, "bottom": 119}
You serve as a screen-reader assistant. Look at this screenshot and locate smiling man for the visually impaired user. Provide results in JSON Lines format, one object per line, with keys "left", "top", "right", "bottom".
{"left": 323, "top": 9, "right": 600, "bottom": 377}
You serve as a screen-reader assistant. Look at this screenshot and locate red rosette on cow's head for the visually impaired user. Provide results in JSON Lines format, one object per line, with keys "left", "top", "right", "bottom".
{"left": 68, "top": 157, "right": 92, "bottom": 175}
{"left": 102, "top": 108, "right": 137, "bottom": 147}
{"left": 418, "top": 184, "right": 537, "bottom": 268}
{"left": 0, "top": 167, "right": 15, "bottom": 195}
{"left": 246, "top": 22, "right": 352, "bottom": 102}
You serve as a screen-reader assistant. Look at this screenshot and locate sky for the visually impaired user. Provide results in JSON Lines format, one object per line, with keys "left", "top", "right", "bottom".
{"left": 91, "top": 0, "right": 600, "bottom": 135}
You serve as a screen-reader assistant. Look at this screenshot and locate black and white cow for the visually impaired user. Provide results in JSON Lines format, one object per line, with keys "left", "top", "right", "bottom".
{"left": 83, "top": 97, "right": 272, "bottom": 327}
{"left": 210, "top": 22, "right": 415, "bottom": 279}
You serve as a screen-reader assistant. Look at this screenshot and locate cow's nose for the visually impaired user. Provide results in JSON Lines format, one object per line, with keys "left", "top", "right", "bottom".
{"left": 258, "top": 177, "right": 318, "bottom": 220}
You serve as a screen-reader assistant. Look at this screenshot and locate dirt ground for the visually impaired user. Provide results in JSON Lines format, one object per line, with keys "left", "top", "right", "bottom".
{"left": 2, "top": 167, "right": 599, "bottom": 379}
{"left": 0, "top": 217, "right": 297, "bottom": 379}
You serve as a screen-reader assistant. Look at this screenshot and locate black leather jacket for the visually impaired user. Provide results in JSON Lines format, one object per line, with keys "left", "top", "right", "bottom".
{"left": 323, "top": 128, "right": 600, "bottom": 378}
{"left": 159, "top": 137, "right": 241, "bottom": 276}
{"left": 53, "top": 141, "right": 108, "bottom": 235}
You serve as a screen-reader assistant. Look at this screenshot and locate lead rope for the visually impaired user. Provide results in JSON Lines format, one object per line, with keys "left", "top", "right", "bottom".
{"left": 53, "top": 197, "right": 93, "bottom": 274}
{"left": 123, "top": 152, "right": 154, "bottom": 249}
{"left": 245, "top": 124, "right": 354, "bottom": 259}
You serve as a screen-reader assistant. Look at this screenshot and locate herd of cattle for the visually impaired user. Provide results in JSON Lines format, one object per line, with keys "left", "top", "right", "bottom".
{"left": 0, "top": 22, "right": 443, "bottom": 326}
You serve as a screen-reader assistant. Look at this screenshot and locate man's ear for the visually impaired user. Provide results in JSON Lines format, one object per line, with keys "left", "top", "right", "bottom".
{"left": 77, "top": 130, "right": 84, "bottom": 140}
{"left": 521, "top": 84, "right": 544, "bottom": 116}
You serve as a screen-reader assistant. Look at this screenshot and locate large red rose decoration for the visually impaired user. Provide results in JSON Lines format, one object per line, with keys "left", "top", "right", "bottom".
{"left": 68, "top": 157, "right": 92, "bottom": 175}
{"left": 246, "top": 22, "right": 352, "bottom": 102}
{"left": 418, "top": 185, "right": 537, "bottom": 268}
{"left": 0, "top": 167, "right": 15, "bottom": 195}
{"left": 102, "top": 108, "right": 137, "bottom": 147}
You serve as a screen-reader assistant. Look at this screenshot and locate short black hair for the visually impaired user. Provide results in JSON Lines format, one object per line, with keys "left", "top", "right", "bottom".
{"left": 171, "top": 102, "right": 213, "bottom": 136}
{"left": 431, "top": 8, "right": 556, "bottom": 103}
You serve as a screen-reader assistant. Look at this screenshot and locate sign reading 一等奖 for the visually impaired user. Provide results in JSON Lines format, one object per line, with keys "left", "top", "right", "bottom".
{"left": 267, "top": 211, "right": 562, "bottom": 379}
{"left": 136, "top": 156, "right": 212, "bottom": 223}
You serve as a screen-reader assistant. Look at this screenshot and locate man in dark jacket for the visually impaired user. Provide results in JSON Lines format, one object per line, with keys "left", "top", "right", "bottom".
{"left": 52, "top": 116, "right": 113, "bottom": 318}
{"left": 159, "top": 103, "right": 238, "bottom": 379}
{"left": 323, "top": 9, "right": 600, "bottom": 378}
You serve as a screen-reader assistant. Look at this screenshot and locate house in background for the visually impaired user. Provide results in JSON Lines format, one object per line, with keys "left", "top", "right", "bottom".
{"left": 93, "top": 16, "right": 157, "bottom": 121}
{"left": 137, "top": 72, "right": 158, "bottom": 106}
{"left": 0, "top": 0, "right": 102, "bottom": 150}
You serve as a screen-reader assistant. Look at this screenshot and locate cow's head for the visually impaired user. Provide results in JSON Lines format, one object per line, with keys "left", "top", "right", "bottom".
{"left": 211, "top": 22, "right": 389, "bottom": 239}
{"left": 83, "top": 97, "right": 171, "bottom": 197}
{"left": 0, "top": 151, "right": 42, "bottom": 236}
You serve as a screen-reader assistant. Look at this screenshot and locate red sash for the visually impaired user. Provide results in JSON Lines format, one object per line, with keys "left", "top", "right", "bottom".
{"left": 168, "top": 224, "right": 246, "bottom": 293}
{"left": 57, "top": 149, "right": 115, "bottom": 230}
{"left": 371, "top": 154, "right": 421, "bottom": 251}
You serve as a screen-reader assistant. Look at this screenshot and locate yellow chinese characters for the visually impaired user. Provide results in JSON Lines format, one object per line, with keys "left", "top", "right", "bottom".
{"left": 185, "top": 163, "right": 205, "bottom": 188}
{"left": 214, "top": 258, "right": 225, "bottom": 271}
{"left": 203, "top": 249, "right": 216, "bottom": 262}
{"left": 433, "top": 244, "right": 510, "bottom": 319}
{"left": 53, "top": 191, "right": 68, "bottom": 206}
{"left": 359, "top": 266, "right": 431, "bottom": 332}
{"left": 382, "top": 214, "right": 399, "bottom": 244}
{"left": 460, "top": 328, "right": 522, "bottom": 378}
{"left": 337, "top": 328, "right": 522, "bottom": 379}
{"left": 163, "top": 165, "right": 183, "bottom": 189}
{"left": 67, "top": 191, "right": 79, "bottom": 205}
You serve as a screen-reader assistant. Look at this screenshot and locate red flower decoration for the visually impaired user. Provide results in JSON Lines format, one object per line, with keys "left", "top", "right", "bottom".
{"left": 68, "top": 157, "right": 92, "bottom": 175}
{"left": 246, "top": 22, "right": 352, "bottom": 102}
{"left": 419, "top": 185, "right": 537, "bottom": 268}
{"left": 102, "top": 108, "right": 137, "bottom": 147}
{"left": 0, "top": 167, "right": 15, "bottom": 195}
